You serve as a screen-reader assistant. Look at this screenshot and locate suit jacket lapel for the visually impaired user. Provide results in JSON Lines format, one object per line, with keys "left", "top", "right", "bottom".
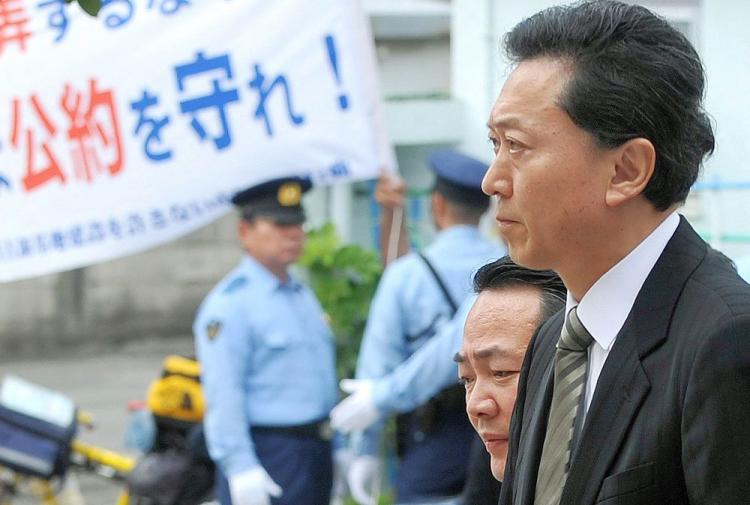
{"left": 560, "top": 329, "right": 650, "bottom": 505}
{"left": 560, "top": 217, "right": 707, "bottom": 505}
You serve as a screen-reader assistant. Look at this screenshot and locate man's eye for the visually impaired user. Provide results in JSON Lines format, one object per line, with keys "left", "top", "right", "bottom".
{"left": 493, "top": 370, "right": 516, "bottom": 379}
{"left": 487, "top": 136, "right": 499, "bottom": 153}
{"left": 458, "top": 377, "right": 474, "bottom": 388}
{"left": 506, "top": 138, "right": 522, "bottom": 153}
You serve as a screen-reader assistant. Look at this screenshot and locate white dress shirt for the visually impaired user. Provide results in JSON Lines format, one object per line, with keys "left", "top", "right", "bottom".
{"left": 565, "top": 212, "right": 679, "bottom": 420}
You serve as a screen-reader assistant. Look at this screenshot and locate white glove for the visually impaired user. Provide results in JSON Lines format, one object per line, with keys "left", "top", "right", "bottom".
{"left": 331, "top": 448, "right": 354, "bottom": 505}
{"left": 330, "top": 379, "right": 380, "bottom": 433}
{"left": 228, "top": 466, "right": 282, "bottom": 505}
{"left": 347, "top": 455, "right": 380, "bottom": 505}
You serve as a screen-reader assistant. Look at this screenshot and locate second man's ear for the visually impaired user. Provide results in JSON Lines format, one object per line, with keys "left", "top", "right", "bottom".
{"left": 605, "top": 137, "right": 656, "bottom": 207}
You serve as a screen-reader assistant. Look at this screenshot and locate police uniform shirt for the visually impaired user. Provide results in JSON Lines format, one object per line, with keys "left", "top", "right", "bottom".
{"left": 354, "top": 225, "right": 503, "bottom": 455}
{"left": 194, "top": 254, "right": 337, "bottom": 477}
{"left": 371, "top": 293, "right": 478, "bottom": 414}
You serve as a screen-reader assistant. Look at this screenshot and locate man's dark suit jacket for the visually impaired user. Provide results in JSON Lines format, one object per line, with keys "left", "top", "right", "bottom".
{"left": 499, "top": 217, "right": 750, "bottom": 505}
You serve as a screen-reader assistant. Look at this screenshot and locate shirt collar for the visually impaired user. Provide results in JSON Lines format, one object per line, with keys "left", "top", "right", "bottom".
{"left": 564, "top": 212, "right": 680, "bottom": 350}
{"left": 240, "top": 254, "right": 301, "bottom": 293}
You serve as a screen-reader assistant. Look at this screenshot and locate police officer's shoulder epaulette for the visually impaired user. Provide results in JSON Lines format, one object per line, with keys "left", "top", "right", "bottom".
{"left": 222, "top": 276, "right": 249, "bottom": 294}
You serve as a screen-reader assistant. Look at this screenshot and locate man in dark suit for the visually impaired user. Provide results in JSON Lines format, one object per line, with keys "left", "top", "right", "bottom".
{"left": 481, "top": 2, "right": 750, "bottom": 505}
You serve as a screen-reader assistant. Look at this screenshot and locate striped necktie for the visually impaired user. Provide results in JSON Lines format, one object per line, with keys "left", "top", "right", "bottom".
{"left": 534, "top": 307, "right": 594, "bottom": 505}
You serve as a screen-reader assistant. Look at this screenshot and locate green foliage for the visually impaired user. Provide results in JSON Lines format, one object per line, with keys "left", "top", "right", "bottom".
{"left": 65, "top": 0, "right": 102, "bottom": 16}
{"left": 299, "top": 223, "right": 382, "bottom": 379}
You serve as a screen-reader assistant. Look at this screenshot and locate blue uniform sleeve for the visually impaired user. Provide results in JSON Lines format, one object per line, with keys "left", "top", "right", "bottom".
{"left": 371, "top": 294, "right": 475, "bottom": 414}
{"left": 194, "top": 296, "right": 259, "bottom": 476}
{"left": 353, "top": 264, "right": 409, "bottom": 455}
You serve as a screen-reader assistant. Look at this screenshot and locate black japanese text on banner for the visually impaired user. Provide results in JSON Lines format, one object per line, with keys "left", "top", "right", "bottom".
{"left": 0, "top": 0, "right": 394, "bottom": 282}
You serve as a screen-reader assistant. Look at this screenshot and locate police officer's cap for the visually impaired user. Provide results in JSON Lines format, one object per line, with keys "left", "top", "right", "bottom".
{"left": 428, "top": 149, "right": 489, "bottom": 208}
{"left": 231, "top": 176, "right": 312, "bottom": 225}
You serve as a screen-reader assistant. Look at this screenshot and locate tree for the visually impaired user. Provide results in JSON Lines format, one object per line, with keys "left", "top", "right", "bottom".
{"left": 298, "top": 223, "right": 382, "bottom": 380}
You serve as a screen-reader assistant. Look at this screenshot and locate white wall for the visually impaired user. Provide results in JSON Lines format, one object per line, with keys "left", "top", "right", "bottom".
{"left": 700, "top": 0, "right": 750, "bottom": 258}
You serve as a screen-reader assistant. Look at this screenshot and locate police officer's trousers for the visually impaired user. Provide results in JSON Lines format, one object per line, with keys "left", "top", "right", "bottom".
{"left": 215, "top": 427, "right": 333, "bottom": 505}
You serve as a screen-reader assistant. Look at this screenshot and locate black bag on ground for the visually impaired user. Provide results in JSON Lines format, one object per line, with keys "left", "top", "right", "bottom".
{"left": 126, "top": 446, "right": 213, "bottom": 505}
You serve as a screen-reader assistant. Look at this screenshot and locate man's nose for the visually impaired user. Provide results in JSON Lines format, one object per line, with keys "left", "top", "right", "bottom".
{"left": 482, "top": 152, "right": 513, "bottom": 199}
{"left": 467, "top": 386, "right": 499, "bottom": 418}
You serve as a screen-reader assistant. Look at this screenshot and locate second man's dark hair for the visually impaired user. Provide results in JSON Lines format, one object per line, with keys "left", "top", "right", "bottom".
{"left": 473, "top": 256, "right": 566, "bottom": 322}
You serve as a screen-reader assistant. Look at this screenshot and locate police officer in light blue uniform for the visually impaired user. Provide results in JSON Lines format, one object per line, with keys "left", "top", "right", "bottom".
{"left": 345, "top": 150, "right": 504, "bottom": 505}
{"left": 194, "top": 176, "right": 337, "bottom": 505}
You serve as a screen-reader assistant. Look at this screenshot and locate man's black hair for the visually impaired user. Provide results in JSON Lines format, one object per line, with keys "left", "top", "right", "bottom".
{"left": 473, "top": 256, "right": 566, "bottom": 322}
{"left": 504, "top": 0, "right": 714, "bottom": 211}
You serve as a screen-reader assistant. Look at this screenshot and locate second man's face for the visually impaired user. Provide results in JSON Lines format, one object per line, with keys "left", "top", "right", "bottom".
{"left": 458, "top": 285, "right": 541, "bottom": 480}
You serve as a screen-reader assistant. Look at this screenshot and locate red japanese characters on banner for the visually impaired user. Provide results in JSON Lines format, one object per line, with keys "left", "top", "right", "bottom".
{"left": 10, "top": 95, "right": 65, "bottom": 191}
{"left": 0, "top": 0, "right": 31, "bottom": 57}
{"left": 9, "top": 80, "right": 125, "bottom": 193}
{"left": 62, "top": 80, "right": 124, "bottom": 182}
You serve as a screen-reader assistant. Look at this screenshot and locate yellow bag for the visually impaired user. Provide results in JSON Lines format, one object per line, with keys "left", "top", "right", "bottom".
{"left": 146, "top": 355, "right": 204, "bottom": 424}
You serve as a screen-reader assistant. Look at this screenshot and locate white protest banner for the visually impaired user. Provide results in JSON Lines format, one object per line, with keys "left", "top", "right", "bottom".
{"left": 0, "top": 0, "right": 393, "bottom": 282}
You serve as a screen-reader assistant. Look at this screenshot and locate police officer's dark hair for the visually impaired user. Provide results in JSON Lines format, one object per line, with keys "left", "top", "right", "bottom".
{"left": 442, "top": 197, "right": 487, "bottom": 224}
{"left": 239, "top": 208, "right": 257, "bottom": 223}
{"left": 473, "top": 256, "right": 566, "bottom": 322}
{"left": 504, "top": 0, "right": 714, "bottom": 211}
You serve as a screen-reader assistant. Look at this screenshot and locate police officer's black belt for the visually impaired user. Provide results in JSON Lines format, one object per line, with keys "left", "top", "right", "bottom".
{"left": 252, "top": 419, "right": 332, "bottom": 441}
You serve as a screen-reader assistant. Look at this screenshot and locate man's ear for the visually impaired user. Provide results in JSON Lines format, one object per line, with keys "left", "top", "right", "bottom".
{"left": 237, "top": 218, "right": 253, "bottom": 248}
{"left": 605, "top": 138, "right": 655, "bottom": 207}
{"left": 431, "top": 191, "right": 446, "bottom": 216}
